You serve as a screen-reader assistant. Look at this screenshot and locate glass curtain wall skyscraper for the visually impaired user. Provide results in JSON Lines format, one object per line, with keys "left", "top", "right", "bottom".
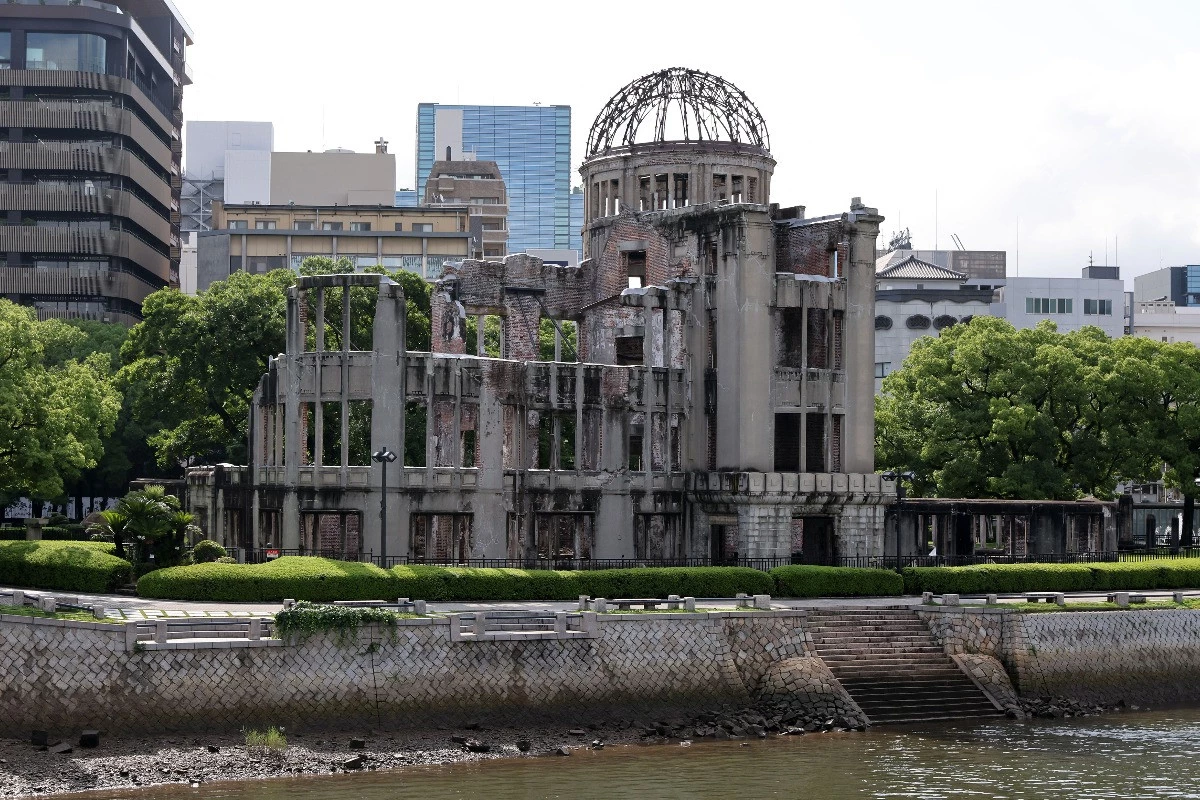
{"left": 416, "top": 104, "right": 570, "bottom": 254}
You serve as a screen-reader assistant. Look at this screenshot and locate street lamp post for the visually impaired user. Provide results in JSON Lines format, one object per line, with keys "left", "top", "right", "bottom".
{"left": 882, "top": 470, "right": 916, "bottom": 571}
{"left": 372, "top": 447, "right": 398, "bottom": 566}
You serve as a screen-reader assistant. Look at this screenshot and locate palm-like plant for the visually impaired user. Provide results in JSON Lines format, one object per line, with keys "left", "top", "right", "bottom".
{"left": 87, "top": 509, "right": 130, "bottom": 558}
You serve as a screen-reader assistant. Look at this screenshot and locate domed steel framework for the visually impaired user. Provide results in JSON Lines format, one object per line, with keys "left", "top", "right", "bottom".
{"left": 585, "top": 67, "right": 770, "bottom": 157}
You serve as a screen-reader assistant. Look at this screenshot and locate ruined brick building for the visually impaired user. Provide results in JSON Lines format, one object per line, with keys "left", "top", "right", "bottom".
{"left": 191, "top": 68, "right": 897, "bottom": 564}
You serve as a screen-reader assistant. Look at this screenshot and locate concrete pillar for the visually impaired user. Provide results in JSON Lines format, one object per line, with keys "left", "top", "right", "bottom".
{"left": 736, "top": 504, "right": 792, "bottom": 559}
{"left": 369, "top": 278, "right": 406, "bottom": 559}
{"left": 842, "top": 200, "right": 884, "bottom": 474}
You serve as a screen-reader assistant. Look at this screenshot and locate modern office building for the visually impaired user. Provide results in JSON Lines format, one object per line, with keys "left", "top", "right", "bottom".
{"left": 415, "top": 103, "right": 570, "bottom": 253}
{"left": 0, "top": 0, "right": 192, "bottom": 324}
{"left": 423, "top": 160, "right": 507, "bottom": 259}
{"left": 569, "top": 187, "right": 583, "bottom": 256}
{"left": 1133, "top": 265, "right": 1200, "bottom": 307}
{"left": 994, "top": 265, "right": 1125, "bottom": 339}
{"left": 394, "top": 189, "right": 419, "bottom": 208}
{"left": 196, "top": 202, "right": 472, "bottom": 291}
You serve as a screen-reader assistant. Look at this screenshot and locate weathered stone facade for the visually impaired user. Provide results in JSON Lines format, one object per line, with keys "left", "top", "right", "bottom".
{"left": 190, "top": 68, "right": 895, "bottom": 564}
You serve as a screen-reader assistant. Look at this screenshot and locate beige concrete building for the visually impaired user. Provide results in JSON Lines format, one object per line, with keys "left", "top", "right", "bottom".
{"left": 189, "top": 68, "right": 896, "bottom": 566}
{"left": 196, "top": 202, "right": 471, "bottom": 290}
{"left": 269, "top": 148, "right": 396, "bottom": 206}
{"left": 424, "top": 160, "right": 507, "bottom": 259}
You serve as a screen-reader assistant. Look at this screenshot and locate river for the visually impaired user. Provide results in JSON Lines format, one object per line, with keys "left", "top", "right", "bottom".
{"left": 60, "top": 709, "right": 1200, "bottom": 800}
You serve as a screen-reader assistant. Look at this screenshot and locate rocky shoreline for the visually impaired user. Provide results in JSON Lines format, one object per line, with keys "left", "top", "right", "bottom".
{"left": 0, "top": 697, "right": 1130, "bottom": 798}
{"left": 0, "top": 697, "right": 871, "bottom": 798}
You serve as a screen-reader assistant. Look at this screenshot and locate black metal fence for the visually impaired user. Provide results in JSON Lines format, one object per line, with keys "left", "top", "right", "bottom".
{"left": 223, "top": 548, "right": 1200, "bottom": 571}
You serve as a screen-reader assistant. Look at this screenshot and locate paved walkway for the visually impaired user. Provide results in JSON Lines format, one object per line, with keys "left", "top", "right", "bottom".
{"left": 5, "top": 586, "right": 1198, "bottom": 620}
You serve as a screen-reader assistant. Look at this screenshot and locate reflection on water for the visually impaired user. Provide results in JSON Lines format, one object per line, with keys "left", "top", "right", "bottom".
{"left": 69, "top": 709, "right": 1200, "bottom": 800}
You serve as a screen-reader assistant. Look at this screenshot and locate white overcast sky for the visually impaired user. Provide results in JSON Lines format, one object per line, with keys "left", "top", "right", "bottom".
{"left": 175, "top": 0, "right": 1200, "bottom": 283}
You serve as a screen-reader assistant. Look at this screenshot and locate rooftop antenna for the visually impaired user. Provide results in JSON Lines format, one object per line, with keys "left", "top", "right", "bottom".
{"left": 934, "top": 189, "right": 938, "bottom": 250}
{"left": 951, "top": 233, "right": 966, "bottom": 251}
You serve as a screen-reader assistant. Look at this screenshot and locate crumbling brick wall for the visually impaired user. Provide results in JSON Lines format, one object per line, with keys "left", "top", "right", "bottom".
{"left": 775, "top": 218, "right": 847, "bottom": 277}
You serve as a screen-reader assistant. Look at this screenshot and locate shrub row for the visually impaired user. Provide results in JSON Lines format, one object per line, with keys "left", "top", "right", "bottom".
{"left": 134, "top": 558, "right": 904, "bottom": 602}
{"left": 0, "top": 540, "right": 132, "bottom": 593}
{"left": 903, "top": 560, "right": 1200, "bottom": 594}
{"left": 770, "top": 565, "right": 904, "bottom": 597}
{"left": 135, "top": 558, "right": 778, "bottom": 602}
{"left": 0, "top": 525, "right": 93, "bottom": 542}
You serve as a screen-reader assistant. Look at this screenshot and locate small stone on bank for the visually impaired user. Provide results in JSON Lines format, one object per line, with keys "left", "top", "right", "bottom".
{"left": 342, "top": 756, "right": 364, "bottom": 771}
{"left": 349, "top": 738, "right": 366, "bottom": 749}
{"left": 555, "top": 746, "right": 571, "bottom": 756}
{"left": 49, "top": 743, "right": 73, "bottom": 755}
{"left": 78, "top": 730, "right": 100, "bottom": 748}
{"left": 515, "top": 740, "right": 531, "bottom": 752}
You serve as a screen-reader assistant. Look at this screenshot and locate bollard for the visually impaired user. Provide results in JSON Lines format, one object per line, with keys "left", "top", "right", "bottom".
{"left": 473, "top": 611, "right": 487, "bottom": 637}
{"left": 414, "top": 600, "right": 427, "bottom": 615}
{"left": 684, "top": 596, "right": 696, "bottom": 612}
{"left": 554, "top": 612, "right": 567, "bottom": 634}
{"left": 578, "top": 595, "right": 590, "bottom": 611}
{"left": 92, "top": 606, "right": 107, "bottom": 620}
{"left": 1174, "top": 592, "right": 1186, "bottom": 604}
{"left": 11, "top": 590, "right": 24, "bottom": 607}
{"left": 38, "top": 597, "right": 56, "bottom": 613}
{"left": 248, "top": 618, "right": 262, "bottom": 641}
{"left": 753, "top": 594, "right": 771, "bottom": 610}
{"left": 942, "top": 594, "right": 961, "bottom": 606}
{"left": 396, "top": 597, "right": 409, "bottom": 607}
{"left": 154, "top": 619, "right": 168, "bottom": 644}
{"left": 986, "top": 594, "right": 999, "bottom": 606}
{"left": 282, "top": 599, "right": 296, "bottom": 610}
{"left": 125, "top": 620, "right": 140, "bottom": 651}
{"left": 593, "top": 598, "right": 607, "bottom": 614}
{"left": 1054, "top": 593, "right": 1066, "bottom": 607}
{"left": 921, "top": 591, "right": 934, "bottom": 605}
{"left": 1114, "top": 592, "right": 1130, "bottom": 608}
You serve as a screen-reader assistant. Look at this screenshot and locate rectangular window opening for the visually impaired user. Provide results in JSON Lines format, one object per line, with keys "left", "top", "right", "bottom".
{"left": 774, "top": 413, "right": 801, "bottom": 471}
{"left": 404, "top": 400, "right": 427, "bottom": 467}
{"left": 805, "top": 413, "right": 827, "bottom": 473}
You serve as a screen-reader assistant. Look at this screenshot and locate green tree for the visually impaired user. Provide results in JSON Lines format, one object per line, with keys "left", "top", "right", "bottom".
{"left": 119, "top": 270, "right": 294, "bottom": 466}
{"left": 0, "top": 300, "right": 121, "bottom": 501}
{"left": 876, "top": 318, "right": 1160, "bottom": 500}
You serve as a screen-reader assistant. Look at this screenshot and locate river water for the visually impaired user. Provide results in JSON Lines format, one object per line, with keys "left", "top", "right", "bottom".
{"left": 72, "top": 709, "right": 1200, "bottom": 800}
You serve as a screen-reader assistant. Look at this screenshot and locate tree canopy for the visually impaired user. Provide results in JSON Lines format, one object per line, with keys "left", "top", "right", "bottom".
{"left": 119, "top": 261, "right": 433, "bottom": 468}
{"left": 876, "top": 317, "right": 1200, "bottom": 501}
{"left": 0, "top": 301, "right": 121, "bottom": 501}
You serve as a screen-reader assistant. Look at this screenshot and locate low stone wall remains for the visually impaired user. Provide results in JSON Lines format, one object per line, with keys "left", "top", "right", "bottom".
{"left": 0, "top": 610, "right": 859, "bottom": 735}
{"left": 920, "top": 606, "right": 1200, "bottom": 707}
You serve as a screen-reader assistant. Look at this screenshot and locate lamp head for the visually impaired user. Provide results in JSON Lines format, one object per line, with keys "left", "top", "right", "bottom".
{"left": 372, "top": 447, "right": 398, "bottom": 464}
{"left": 881, "top": 471, "right": 898, "bottom": 481}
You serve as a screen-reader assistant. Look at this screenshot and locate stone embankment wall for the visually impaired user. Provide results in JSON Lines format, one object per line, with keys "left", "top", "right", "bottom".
{"left": 920, "top": 607, "right": 1200, "bottom": 707}
{"left": 0, "top": 610, "right": 859, "bottom": 735}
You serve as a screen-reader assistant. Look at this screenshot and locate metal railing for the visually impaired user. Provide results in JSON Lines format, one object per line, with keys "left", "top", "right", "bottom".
{"left": 230, "top": 549, "right": 1200, "bottom": 571}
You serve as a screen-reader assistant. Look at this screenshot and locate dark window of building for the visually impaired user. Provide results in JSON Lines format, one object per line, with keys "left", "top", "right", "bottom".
{"left": 615, "top": 335, "right": 643, "bottom": 366}
{"left": 404, "top": 400, "right": 426, "bottom": 466}
{"left": 933, "top": 314, "right": 957, "bottom": 330}
{"left": 779, "top": 308, "right": 804, "bottom": 368}
{"left": 875, "top": 362, "right": 891, "bottom": 379}
{"left": 413, "top": 223, "right": 433, "bottom": 232}
{"left": 535, "top": 514, "right": 593, "bottom": 560}
{"left": 906, "top": 314, "right": 931, "bottom": 330}
{"left": 774, "top": 413, "right": 801, "bottom": 471}
{"left": 807, "top": 309, "right": 828, "bottom": 369}
{"left": 0, "top": 32, "right": 10, "bottom": 70}
{"left": 350, "top": 222, "right": 371, "bottom": 231}
{"left": 410, "top": 513, "right": 473, "bottom": 563}
{"left": 26, "top": 32, "right": 107, "bottom": 73}
{"left": 875, "top": 315, "right": 892, "bottom": 330}
{"left": 322, "top": 221, "right": 343, "bottom": 231}
{"left": 255, "top": 220, "right": 276, "bottom": 230}
{"left": 805, "top": 414, "right": 826, "bottom": 473}
{"left": 1084, "top": 298, "right": 1113, "bottom": 315}
{"left": 295, "top": 221, "right": 314, "bottom": 231}
{"left": 229, "top": 220, "right": 248, "bottom": 230}
{"left": 300, "top": 511, "right": 361, "bottom": 557}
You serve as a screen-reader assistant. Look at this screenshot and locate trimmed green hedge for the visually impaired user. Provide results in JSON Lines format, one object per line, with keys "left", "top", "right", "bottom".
{"left": 136, "top": 558, "right": 774, "bottom": 602}
{"left": 771, "top": 565, "right": 903, "bottom": 597}
{"left": 0, "top": 525, "right": 92, "bottom": 542}
{"left": 903, "top": 559, "right": 1200, "bottom": 594}
{"left": 0, "top": 540, "right": 132, "bottom": 593}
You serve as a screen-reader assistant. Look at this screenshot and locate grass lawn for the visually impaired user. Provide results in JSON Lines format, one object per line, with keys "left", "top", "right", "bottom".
{"left": 0, "top": 602, "right": 120, "bottom": 624}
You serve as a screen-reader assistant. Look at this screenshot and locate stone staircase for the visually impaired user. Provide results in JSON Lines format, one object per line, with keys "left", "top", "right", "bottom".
{"left": 806, "top": 608, "right": 1001, "bottom": 725}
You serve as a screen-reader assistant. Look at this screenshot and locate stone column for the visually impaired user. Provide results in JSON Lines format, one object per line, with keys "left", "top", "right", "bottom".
{"left": 842, "top": 199, "right": 884, "bottom": 474}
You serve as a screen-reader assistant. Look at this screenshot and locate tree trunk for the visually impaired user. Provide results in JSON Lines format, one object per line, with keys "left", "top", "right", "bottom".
{"left": 1184, "top": 493, "right": 1195, "bottom": 550}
